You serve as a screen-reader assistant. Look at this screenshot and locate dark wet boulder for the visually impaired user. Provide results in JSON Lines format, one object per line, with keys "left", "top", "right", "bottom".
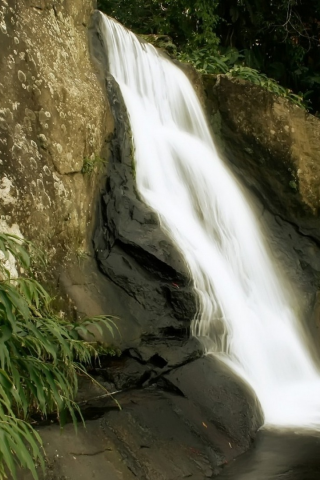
{"left": 164, "top": 355, "right": 263, "bottom": 450}
{"left": 21, "top": 355, "right": 262, "bottom": 480}
{"left": 90, "top": 30, "right": 199, "bottom": 360}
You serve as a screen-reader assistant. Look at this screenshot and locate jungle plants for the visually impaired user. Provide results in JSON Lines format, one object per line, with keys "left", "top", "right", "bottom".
{"left": 0, "top": 233, "right": 118, "bottom": 479}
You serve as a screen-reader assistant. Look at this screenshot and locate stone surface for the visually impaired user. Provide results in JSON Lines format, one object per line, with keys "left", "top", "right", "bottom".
{"left": 164, "top": 356, "right": 263, "bottom": 451}
{"left": 90, "top": 19, "right": 200, "bottom": 362}
{"left": 203, "top": 74, "right": 320, "bottom": 241}
{"left": 3, "top": 12, "right": 305, "bottom": 479}
{"left": 0, "top": 0, "right": 114, "bottom": 269}
{"left": 17, "top": 356, "right": 263, "bottom": 480}
{"left": 203, "top": 74, "right": 320, "bottom": 351}
{"left": 16, "top": 420, "right": 136, "bottom": 480}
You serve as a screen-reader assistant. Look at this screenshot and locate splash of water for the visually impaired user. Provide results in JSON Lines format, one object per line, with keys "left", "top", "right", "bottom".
{"left": 98, "top": 13, "right": 320, "bottom": 429}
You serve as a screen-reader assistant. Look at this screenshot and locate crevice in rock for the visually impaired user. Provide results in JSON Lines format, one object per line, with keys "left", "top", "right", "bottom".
{"left": 156, "top": 377, "right": 185, "bottom": 397}
{"left": 149, "top": 354, "right": 168, "bottom": 369}
{"left": 274, "top": 213, "right": 320, "bottom": 248}
{"left": 69, "top": 448, "right": 112, "bottom": 456}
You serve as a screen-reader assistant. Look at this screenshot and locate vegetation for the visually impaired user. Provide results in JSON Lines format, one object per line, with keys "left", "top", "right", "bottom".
{"left": 81, "top": 155, "right": 107, "bottom": 175}
{"left": 0, "top": 233, "right": 117, "bottom": 479}
{"left": 178, "top": 48, "right": 306, "bottom": 108}
{"left": 98, "top": 0, "right": 320, "bottom": 114}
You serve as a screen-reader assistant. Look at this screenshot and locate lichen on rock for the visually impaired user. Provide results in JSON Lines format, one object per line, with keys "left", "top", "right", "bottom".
{"left": 0, "top": 0, "right": 114, "bottom": 270}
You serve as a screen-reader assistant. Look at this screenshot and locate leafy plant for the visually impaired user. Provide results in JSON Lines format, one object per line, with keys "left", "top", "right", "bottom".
{"left": 81, "top": 155, "right": 107, "bottom": 175}
{"left": 139, "top": 34, "right": 177, "bottom": 56}
{"left": 178, "top": 47, "right": 233, "bottom": 74}
{"left": 98, "top": 0, "right": 220, "bottom": 50}
{"left": 216, "top": 0, "right": 320, "bottom": 113}
{"left": 227, "top": 66, "right": 307, "bottom": 109}
{"left": 178, "top": 47, "right": 307, "bottom": 109}
{"left": 0, "top": 233, "right": 118, "bottom": 479}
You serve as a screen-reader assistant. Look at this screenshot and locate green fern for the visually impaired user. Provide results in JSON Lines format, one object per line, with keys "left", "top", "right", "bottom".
{"left": 0, "top": 233, "right": 118, "bottom": 479}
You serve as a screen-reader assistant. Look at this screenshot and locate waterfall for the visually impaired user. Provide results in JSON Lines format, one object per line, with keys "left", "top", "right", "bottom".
{"left": 98, "top": 13, "right": 320, "bottom": 429}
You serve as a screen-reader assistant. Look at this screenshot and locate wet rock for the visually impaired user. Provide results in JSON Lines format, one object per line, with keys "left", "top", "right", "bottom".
{"left": 90, "top": 21, "right": 199, "bottom": 360}
{"left": 98, "top": 355, "right": 263, "bottom": 480}
{"left": 164, "top": 356, "right": 263, "bottom": 450}
{"left": 17, "top": 380, "right": 252, "bottom": 479}
{"left": 16, "top": 354, "right": 263, "bottom": 479}
{"left": 16, "top": 420, "right": 136, "bottom": 480}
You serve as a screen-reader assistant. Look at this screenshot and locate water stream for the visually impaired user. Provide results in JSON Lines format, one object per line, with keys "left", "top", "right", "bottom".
{"left": 98, "top": 13, "right": 320, "bottom": 430}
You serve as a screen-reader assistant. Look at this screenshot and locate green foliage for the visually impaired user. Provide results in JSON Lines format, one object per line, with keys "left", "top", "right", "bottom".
{"left": 98, "top": 0, "right": 220, "bottom": 50}
{"left": 228, "top": 66, "right": 306, "bottom": 109}
{"left": 178, "top": 47, "right": 307, "bottom": 109}
{"left": 0, "top": 233, "right": 118, "bottom": 479}
{"left": 81, "top": 155, "right": 107, "bottom": 175}
{"left": 178, "top": 46, "right": 246, "bottom": 75}
{"left": 139, "top": 34, "right": 177, "bottom": 56}
{"left": 216, "top": 0, "right": 320, "bottom": 113}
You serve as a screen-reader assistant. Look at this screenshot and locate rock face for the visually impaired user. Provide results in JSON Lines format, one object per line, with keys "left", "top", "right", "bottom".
{"left": 204, "top": 74, "right": 320, "bottom": 240}
{"left": 6, "top": 6, "right": 320, "bottom": 477}
{"left": 0, "top": 0, "right": 113, "bottom": 267}
{"left": 17, "top": 357, "right": 263, "bottom": 480}
{"left": 92, "top": 74, "right": 198, "bottom": 354}
{"left": 67, "top": 15, "right": 263, "bottom": 478}
{"left": 164, "top": 356, "right": 262, "bottom": 451}
{"left": 204, "top": 74, "right": 320, "bottom": 346}
{"left": 96, "top": 358, "right": 262, "bottom": 479}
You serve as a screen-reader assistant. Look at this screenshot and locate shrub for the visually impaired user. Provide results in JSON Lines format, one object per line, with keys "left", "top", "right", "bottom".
{"left": 0, "top": 233, "right": 117, "bottom": 479}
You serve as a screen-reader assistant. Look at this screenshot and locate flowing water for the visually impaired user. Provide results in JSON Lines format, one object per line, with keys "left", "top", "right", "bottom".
{"left": 98, "top": 13, "right": 320, "bottom": 430}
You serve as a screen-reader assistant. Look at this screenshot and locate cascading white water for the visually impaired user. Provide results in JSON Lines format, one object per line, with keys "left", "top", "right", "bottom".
{"left": 98, "top": 13, "right": 320, "bottom": 429}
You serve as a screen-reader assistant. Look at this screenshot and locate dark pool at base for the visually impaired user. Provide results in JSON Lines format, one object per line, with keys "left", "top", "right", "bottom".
{"left": 216, "top": 429, "right": 320, "bottom": 480}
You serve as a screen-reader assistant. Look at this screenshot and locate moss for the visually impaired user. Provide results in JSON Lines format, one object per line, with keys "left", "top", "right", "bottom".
{"left": 81, "top": 154, "right": 107, "bottom": 175}
{"left": 289, "top": 180, "right": 298, "bottom": 191}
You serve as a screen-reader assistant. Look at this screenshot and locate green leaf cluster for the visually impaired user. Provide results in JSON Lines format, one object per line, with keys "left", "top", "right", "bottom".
{"left": 0, "top": 233, "right": 118, "bottom": 479}
{"left": 98, "top": 0, "right": 220, "bottom": 50}
{"left": 228, "top": 66, "right": 306, "bottom": 109}
{"left": 178, "top": 47, "right": 307, "bottom": 108}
